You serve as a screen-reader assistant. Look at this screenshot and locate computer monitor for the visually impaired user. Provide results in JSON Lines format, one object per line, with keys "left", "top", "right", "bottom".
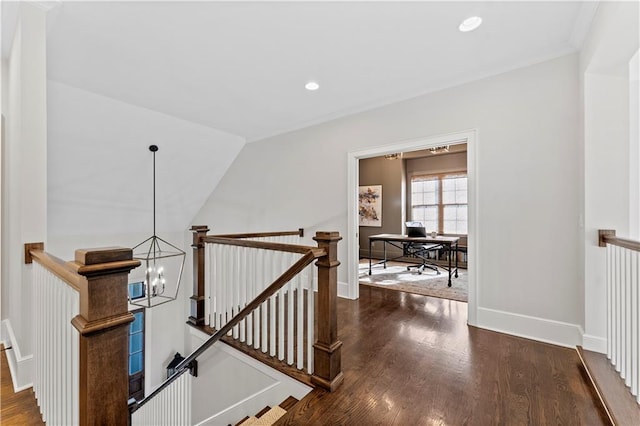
{"left": 405, "top": 221, "right": 427, "bottom": 237}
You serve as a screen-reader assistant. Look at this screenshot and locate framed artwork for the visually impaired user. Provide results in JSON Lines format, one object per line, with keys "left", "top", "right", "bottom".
{"left": 359, "top": 185, "right": 382, "bottom": 227}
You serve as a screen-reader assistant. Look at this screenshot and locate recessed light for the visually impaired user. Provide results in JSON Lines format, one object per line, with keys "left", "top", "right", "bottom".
{"left": 459, "top": 16, "right": 482, "bottom": 32}
{"left": 305, "top": 81, "right": 319, "bottom": 91}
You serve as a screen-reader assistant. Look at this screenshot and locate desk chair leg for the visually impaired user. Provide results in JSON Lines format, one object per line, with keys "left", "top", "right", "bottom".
{"left": 407, "top": 263, "right": 440, "bottom": 275}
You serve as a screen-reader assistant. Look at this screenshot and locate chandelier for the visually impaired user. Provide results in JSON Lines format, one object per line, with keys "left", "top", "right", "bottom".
{"left": 130, "top": 145, "right": 186, "bottom": 308}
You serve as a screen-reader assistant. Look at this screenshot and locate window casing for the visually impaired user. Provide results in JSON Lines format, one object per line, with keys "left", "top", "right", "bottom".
{"left": 410, "top": 173, "right": 468, "bottom": 235}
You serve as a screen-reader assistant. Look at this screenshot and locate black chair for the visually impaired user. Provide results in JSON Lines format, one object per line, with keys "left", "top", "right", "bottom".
{"left": 403, "top": 242, "right": 443, "bottom": 274}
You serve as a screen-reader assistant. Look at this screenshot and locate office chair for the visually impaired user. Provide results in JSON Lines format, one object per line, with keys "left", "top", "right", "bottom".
{"left": 404, "top": 242, "right": 443, "bottom": 274}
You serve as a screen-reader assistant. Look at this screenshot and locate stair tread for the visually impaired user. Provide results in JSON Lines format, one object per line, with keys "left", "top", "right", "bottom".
{"left": 250, "top": 406, "right": 286, "bottom": 426}
{"left": 576, "top": 346, "right": 640, "bottom": 425}
{"left": 235, "top": 415, "right": 251, "bottom": 426}
{"left": 278, "top": 396, "right": 298, "bottom": 411}
{"left": 254, "top": 406, "right": 271, "bottom": 418}
{"left": 240, "top": 416, "right": 259, "bottom": 426}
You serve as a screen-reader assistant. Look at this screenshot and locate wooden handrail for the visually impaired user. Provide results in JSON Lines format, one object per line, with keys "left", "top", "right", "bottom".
{"left": 212, "top": 228, "right": 304, "bottom": 239}
{"left": 131, "top": 248, "right": 322, "bottom": 413}
{"left": 203, "top": 235, "right": 326, "bottom": 257}
{"left": 598, "top": 229, "right": 640, "bottom": 252}
{"left": 30, "top": 249, "right": 85, "bottom": 291}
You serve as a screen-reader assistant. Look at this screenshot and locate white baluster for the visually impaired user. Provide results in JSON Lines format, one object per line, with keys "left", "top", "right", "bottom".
{"left": 204, "top": 243, "right": 211, "bottom": 326}
{"left": 223, "top": 245, "right": 230, "bottom": 328}
{"left": 253, "top": 249, "right": 261, "bottom": 350}
{"left": 233, "top": 245, "right": 240, "bottom": 339}
{"left": 239, "top": 246, "right": 247, "bottom": 343}
{"left": 607, "top": 244, "right": 612, "bottom": 360}
{"left": 624, "top": 248, "right": 631, "bottom": 385}
{"left": 287, "top": 253, "right": 295, "bottom": 366}
{"left": 214, "top": 244, "right": 222, "bottom": 330}
{"left": 269, "top": 250, "right": 277, "bottom": 358}
{"left": 262, "top": 250, "right": 271, "bottom": 352}
{"left": 611, "top": 246, "right": 620, "bottom": 372}
{"left": 307, "top": 264, "right": 315, "bottom": 374}
{"left": 278, "top": 280, "right": 285, "bottom": 361}
{"left": 247, "top": 248, "right": 255, "bottom": 347}
{"left": 297, "top": 261, "right": 304, "bottom": 370}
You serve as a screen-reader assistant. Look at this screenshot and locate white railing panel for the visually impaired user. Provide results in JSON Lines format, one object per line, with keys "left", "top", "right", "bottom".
{"left": 132, "top": 372, "right": 192, "bottom": 426}
{"left": 203, "top": 240, "right": 316, "bottom": 377}
{"left": 32, "top": 261, "right": 80, "bottom": 426}
{"left": 605, "top": 243, "right": 640, "bottom": 404}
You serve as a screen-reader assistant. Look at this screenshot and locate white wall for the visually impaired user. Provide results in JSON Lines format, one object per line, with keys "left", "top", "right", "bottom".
{"left": 0, "top": 3, "right": 47, "bottom": 388}
{"left": 47, "top": 80, "right": 245, "bottom": 238}
{"left": 189, "top": 328, "right": 310, "bottom": 426}
{"left": 45, "top": 81, "right": 247, "bottom": 391}
{"left": 194, "top": 53, "right": 584, "bottom": 346}
{"left": 580, "top": 1, "right": 639, "bottom": 352}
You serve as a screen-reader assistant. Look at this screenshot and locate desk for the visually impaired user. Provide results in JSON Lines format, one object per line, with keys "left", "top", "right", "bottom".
{"left": 368, "top": 234, "right": 459, "bottom": 287}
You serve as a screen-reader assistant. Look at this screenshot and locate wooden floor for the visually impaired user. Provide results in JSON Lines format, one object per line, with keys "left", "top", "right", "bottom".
{"left": 1, "top": 344, "right": 44, "bottom": 425}
{"left": 277, "top": 285, "right": 608, "bottom": 425}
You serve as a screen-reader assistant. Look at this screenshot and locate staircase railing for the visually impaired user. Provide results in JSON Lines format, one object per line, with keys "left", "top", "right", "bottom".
{"left": 599, "top": 230, "right": 640, "bottom": 405}
{"left": 577, "top": 231, "right": 640, "bottom": 425}
{"left": 25, "top": 244, "right": 140, "bottom": 425}
{"left": 129, "top": 229, "right": 343, "bottom": 425}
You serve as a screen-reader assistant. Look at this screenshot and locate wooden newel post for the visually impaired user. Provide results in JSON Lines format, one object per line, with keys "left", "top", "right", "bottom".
{"left": 189, "top": 225, "right": 210, "bottom": 326}
{"left": 312, "top": 231, "right": 344, "bottom": 391}
{"left": 68, "top": 247, "right": 140, "bottom": 425}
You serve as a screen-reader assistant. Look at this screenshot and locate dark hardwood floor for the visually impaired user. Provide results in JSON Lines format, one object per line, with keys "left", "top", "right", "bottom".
{"left": 277, "top": 285, "right": 608, "bottom": 425}
{"left": 1, "top": 344, "right": 43, "bottom": 425}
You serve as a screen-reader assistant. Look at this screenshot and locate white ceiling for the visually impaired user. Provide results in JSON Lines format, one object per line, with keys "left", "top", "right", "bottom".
{"left": 4, "top": 1, "right": 597, "bottom": 142}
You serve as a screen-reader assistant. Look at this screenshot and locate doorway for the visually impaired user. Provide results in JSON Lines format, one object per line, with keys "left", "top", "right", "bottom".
{"left": 347, "top": 130, "right": 479, "bottom": 325}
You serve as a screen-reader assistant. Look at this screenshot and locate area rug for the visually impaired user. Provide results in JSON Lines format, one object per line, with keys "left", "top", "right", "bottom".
{"left": 359, "top": 261, "right": 468, "bottom": 302}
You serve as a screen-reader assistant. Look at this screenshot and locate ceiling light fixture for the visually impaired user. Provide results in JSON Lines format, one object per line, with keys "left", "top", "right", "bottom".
{"left": 305, "top": 81, "right": 320, "bottom": 91}
{"left": 429, "top": 145, "right": 450, "bottom": 155}
{"left": 130, "top": 145, "right": 186, "bottom": 308}
{"left": 384, "top": 153, "right": 401, "bottom": 160}
{"left": 459, "top": 16, "right": 482, "bottom": 32}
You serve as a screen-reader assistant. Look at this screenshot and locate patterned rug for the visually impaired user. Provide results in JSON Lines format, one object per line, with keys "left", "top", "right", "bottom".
{"left": 359, "top": 261, "right": 468, "bottom": 302}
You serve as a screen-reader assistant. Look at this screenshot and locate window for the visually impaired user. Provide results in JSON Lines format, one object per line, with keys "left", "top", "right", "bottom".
{"left": 128, "top": 308, "right": 145, "bottom": 401}
{"left": 128, "top": 281, "right": 145, "bottom": 300}
{"left": 410, "top": 173, "right": 468, "bottom": 234}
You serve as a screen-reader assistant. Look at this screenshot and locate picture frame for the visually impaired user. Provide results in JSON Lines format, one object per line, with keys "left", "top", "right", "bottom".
{"left": 359, "top": 185, "right": 382, "bottom": 227}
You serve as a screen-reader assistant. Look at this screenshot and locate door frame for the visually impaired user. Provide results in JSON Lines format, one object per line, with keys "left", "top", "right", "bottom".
{"left": 346, "top": 129, "right": 479, "bottom": 325}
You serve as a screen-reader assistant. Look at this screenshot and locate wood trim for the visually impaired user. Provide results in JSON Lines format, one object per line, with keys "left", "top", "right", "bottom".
{"left": 212, "top": 229, "right": 304, "bottom": 239}
{"left": 75, "top": 247, "right": 133, "bottom": 265}
{"left": 24, "top": 242, "right": 44, "bottom": 264}
{"left": 71, "top": 313, "right": 134, "bottom": 336}
{"left": 576, "top": 346, "right": 640, "bottom": 425}
{"left": 68, "top": 259, "right": 142, "bottom": 278}
{"left": 311, "top": 232, "right": 344, "bottom": 392}
{"left": 30, "top": 250, "right": 85, "bottom": 291}
{"left": 72, "top": 248, "right": 140, "bottom": 425}
{"left": 203, "top": 236, "right": 326, "bottom": 257}
{"left": 599, "top": 230, "right": 616, "bottom": 248}
{"left": 599, "top": 230, "right": 640, "bottom": 252}
{"left": 189, "top": 225, "right": 210, "bottom": 326}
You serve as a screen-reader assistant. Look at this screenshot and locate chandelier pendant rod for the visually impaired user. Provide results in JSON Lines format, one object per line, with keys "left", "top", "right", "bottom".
{"left": 152, "top": 146, "right": 156, "bottom": 238}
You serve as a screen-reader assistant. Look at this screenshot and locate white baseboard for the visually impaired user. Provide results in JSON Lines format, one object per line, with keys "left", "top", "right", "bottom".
{"left": 476, "top": 308, "right": 583, "bottom": 349}
{"left": 1, "top": 319, "right": 33, "bottom": 392}
{"left": 338, "top": 281, "right": 351, "bottom": 299}
{"left": 582, "top": 334, "right": 607, "bottom": 353}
